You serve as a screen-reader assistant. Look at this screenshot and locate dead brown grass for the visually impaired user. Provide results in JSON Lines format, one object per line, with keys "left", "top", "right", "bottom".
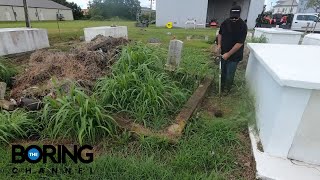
{"left": 10, "top": 36, "right": 128, "bottom": 99}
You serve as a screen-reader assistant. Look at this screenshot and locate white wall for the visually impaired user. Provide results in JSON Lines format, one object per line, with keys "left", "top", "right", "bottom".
{"left": 0, "top": 6, "right": 73, "bottom": 21}
{"left": 289, "top": 90, "right": 320, "bottom": 165}
{"left": 274, "top": 6, "right": 298, "bottom": 14}
{"left": 0, "top": 6, "right": 15, "bottom": 21}
{"left": 246, "top": 50, "right": 312, "bottom": 158}
{"left": 156, "top": 0, "right": 208, "bottom": 28}
{"left": 247, "top": 0, "right": 265, "bottom": 29}
{"left": 302, "top": 34, "right": 320, "bottom": 45}
{"left": 207, "top": 0, "right": 250, "bottom": 24}
{"left": 157, "top": 0, "right": 263, "bottom": 29}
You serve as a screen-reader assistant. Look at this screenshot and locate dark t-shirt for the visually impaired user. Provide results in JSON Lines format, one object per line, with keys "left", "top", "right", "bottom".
{"left": 219, "top": 18, "right": 247, "bottom": 61}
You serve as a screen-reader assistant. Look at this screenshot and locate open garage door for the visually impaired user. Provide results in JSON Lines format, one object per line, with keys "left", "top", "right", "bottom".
{"left": 206, "top": 0, "right": 251, "bottom": 25}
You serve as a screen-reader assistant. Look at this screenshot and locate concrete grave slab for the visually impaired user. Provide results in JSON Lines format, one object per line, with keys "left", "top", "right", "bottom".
{"left": 246, "top": 43, "right": 320, "bottom": 166}
{"left": 254, "top": 28, "right": 303, "bottom": 44}
{"left": 249, "top": 127, "right": 320, "bottom": 180}
{"left": 84, "top": 26, "right": 128, "bottom": 42}
{"left": 0, "top": 28, "right": 49, "bottom": 56}
{"left": 302, "top": 33, "right": 320, "bottom": 45}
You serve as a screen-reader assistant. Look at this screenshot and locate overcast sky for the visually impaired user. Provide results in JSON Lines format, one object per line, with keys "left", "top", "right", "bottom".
{"left": 66, "top": 0, "right": 151, "bottom": 9}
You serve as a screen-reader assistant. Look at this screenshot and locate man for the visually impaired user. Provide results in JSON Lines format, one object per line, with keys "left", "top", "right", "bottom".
{"left": 216, "top": 5, "right": 247, "bottom": 94}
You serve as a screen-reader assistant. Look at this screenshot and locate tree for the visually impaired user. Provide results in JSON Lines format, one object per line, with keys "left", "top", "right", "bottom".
{"left": 51, "top": 0, "right": 84, "bottom": 20}
{"left": 307, "top": 0, "right": 320, "bottom": 12}
{"left": 89, "top": 0, "right": 141, "bottom": 20}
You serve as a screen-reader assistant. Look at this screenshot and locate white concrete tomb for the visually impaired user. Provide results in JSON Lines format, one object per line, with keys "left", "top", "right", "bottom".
{"left": 0, "top": 28, "right": 49, "bottom": 56}
{"left": 246, "top": 43, "right": 320, "bottom": 166}
{"left": 84, "top": 26, "right": 128, "bottom": 42}
{"left": 302, "top": 33, "right": 320, "bottom": 45}
{"left": 254, "top": 28, "right": 303, "bottom": 44}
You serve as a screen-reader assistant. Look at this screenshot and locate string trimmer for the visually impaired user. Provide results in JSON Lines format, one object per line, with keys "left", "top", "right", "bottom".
{"left": 213, "top": 55, "right": 223, "bottom": 118}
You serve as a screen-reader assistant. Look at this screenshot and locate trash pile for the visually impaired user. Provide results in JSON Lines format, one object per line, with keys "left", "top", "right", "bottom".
{"left": 11, "top": 35, "right": 128, "bottom": 99}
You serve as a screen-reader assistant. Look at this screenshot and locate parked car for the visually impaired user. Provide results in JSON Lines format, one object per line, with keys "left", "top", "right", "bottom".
{"left": 291, "top": 13, "right": 320, "bottom": 32}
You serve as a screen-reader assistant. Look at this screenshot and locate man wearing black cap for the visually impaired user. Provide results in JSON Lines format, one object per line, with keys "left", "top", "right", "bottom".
{"left": 216, "top": 5, "right": 247, "bottom": 94}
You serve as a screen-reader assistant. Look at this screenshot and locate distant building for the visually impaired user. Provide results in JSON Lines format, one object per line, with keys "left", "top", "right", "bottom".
{"left": 141, "top": 7, "right": 155, "bottom": 15}
{"left": 298, "top": 0, "right": 320, "bottom": 13}
{"left": 273, "top": 0, "right": 298, "bottom": 14}
{"left": 82, "top": 9, "right": 89, "bottom": 16}
{"left": 0, "top": 0, "right": 73, "bottom": 21}
{"left": 156, "top": 0, "right": 265, "bottom": 29}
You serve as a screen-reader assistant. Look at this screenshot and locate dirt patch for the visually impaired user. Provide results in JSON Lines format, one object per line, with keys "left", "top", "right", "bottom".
{"left": 10, "top": 36, "right": 128, "bottom": 99}
{"left": 200, "top": 95, "right": 220, "bottom": 117}
{"left": 235, "top": 129, "right": 256, "bottom": 180}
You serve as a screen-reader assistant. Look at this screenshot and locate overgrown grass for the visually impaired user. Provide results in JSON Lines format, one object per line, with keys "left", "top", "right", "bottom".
{"left": 0, "top": 57, "right": 17, "bottom": 85}
{"left": 40, "top": 85, "right": 117, "bottom": 145}
{"left": 247, "top": 35, "right": 268, "bottom": 43}
{"left": 96, "top": 44, "right": 189, "bottom": 128}
{"left": 0, "top": 116, "right": 249, "bottom": 179}
{"left": 0, "top": 21, "right": 215, "bottom": 45}
{"left": 0, "top": 110, "right": 38, "bottom": 144}
{"left": 0, "top": 21, "right": 256, "bottom": 179}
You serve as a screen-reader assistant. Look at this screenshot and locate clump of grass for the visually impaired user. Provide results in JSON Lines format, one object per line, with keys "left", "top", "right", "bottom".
{"left": 247, "top": 35, "right": 268, "bottom": 43}
{"left": 96, "top": 43, "right": 189, "bottom": 127}
{"left": 0, "top": 57, "right": 17, "bottom": 85}
{"left": 112, "top": 43, "right": 166, "bottom": 74}
{"left": 0, "top": 110, "right": 38, "bottom": 144}
{"left": 173, "top": 119, "right": 242, "bottom": 175}
{"left": 171, "top": 47, "right": 214, "bottom": 90}
{"left": 40, "top": 85, "right": 117, "bottom": 145}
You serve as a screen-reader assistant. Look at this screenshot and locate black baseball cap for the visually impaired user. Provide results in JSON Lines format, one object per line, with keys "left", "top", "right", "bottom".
{"left": 230, "top": 5, "right": 241, "bottom": 18}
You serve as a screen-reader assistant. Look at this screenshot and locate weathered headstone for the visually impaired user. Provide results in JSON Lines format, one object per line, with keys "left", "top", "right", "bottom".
{"left": 205, "top": 35, "right": 209, "bottom": 41}
{"left": 165, "top": 40, "right": 183, "bottom": 71}
{"left": 0, "top": 82, "right": 7, "bottom": 100}
{"left": 148, "top": 38, "right": 161, "bottom": 44}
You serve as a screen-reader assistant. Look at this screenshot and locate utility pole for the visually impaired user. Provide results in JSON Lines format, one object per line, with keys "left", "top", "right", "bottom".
{"left": 23, "top": 0, "right": 31, "bottom": 28}
{"left": 290, "top": 0, "right": 295, "bottom": 14}
{"left": 149, "top": 0, "right": 155, "bottom": 22}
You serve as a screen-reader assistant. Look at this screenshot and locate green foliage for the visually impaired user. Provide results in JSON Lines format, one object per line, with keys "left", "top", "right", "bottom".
{"left": 247, "top": 35, "right": 268, "bottom": 43}
{"left": 90, "top": 15, "right": 105, "bottom": 21}
{"left": 96, "top": 44, "right": 189, "bottom": 127}
{"left": 40, "top": 85, "right": 117, "bottom": 145}
{"left": 173, "top": 119, "right": 242, "bottom": 175}
{"left": 51, "top": 0, "right": 84, "bottom": 20}
{"left": 307, "top": 0, "right": 320, "bottom": 11}
{"left": 89, "top": 0, "right": 141, "bottom": 20}
{"left": 0, "top": 58, "right": 17, "bottom": 85}
{"left": 0, "top": 110, "right": 38, "bottom": 144}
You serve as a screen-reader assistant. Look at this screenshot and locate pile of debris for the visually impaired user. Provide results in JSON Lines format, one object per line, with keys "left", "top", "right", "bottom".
{"left": 11, "top": 35, "right": 128, "bottom": 99}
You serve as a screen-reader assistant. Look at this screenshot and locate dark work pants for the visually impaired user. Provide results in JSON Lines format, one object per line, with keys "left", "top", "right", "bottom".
{"left": 221, "top": 60, "right": 239, "bottom": 92}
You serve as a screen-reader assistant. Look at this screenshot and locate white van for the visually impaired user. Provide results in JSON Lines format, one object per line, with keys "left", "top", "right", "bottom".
{"left": 291, "top": 13, "right": 320, "bottom": 32}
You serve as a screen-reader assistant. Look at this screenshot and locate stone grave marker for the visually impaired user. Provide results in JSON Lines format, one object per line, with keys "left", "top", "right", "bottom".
{"left": 0, "top": 82, "right": 6, "bottom": 100}
{"left": 205, "top": 35, "right": 209, "bottom": 41}
{"left": 165, "top": 40, "right": 183, "bottom": 71}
